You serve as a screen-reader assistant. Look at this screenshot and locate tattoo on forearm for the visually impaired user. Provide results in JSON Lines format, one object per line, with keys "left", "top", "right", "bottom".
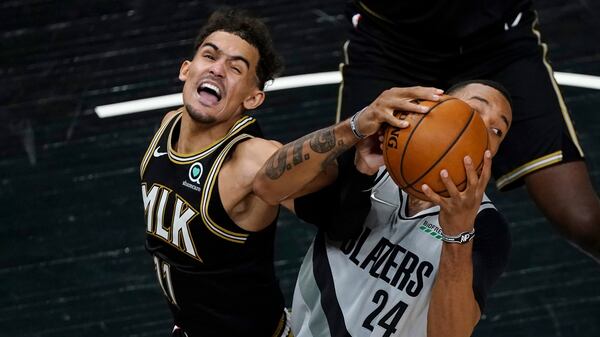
{"left": 292, "top": 139, "right": 305, "bottom": 165}
{"left": 309, "top": 129, "right": 336, "bottom": 153}
{"left": 265, "top": 149, "right": 288, "bottom": 179}
{"left": 265, "top": 126, "right": 345, "bottom": 180}
{"left": 322, "top": 140, "right": 348, "bottom": 170}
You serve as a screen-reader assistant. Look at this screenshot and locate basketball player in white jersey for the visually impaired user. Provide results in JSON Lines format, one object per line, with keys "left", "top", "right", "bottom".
{"left": 254, "top": 80, "right": 513, "bottom": 337}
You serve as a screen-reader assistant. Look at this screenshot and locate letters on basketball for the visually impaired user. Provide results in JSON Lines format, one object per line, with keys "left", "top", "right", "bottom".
{"left": 383, "top": 96, "right": 488, "bottom": 201}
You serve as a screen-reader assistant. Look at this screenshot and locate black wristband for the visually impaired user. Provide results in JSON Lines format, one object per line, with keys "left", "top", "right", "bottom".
{"left": 441, "top": 228, "right": 475, "bottom": 244}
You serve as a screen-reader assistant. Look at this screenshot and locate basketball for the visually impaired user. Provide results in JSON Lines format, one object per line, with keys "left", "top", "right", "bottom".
{"left": 383, "top": 96, "right": 488, "bottom": 201}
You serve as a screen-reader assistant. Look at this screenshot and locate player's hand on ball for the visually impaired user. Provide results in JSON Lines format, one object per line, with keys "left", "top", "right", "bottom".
{"left": 421, "top": 150, "right": 493, "bottom": 235}
{"left": 356, "top": 86, "right": 443, "bottom": 137}
{"left": 354, "top": 133, "right": 385, "bottom": 175}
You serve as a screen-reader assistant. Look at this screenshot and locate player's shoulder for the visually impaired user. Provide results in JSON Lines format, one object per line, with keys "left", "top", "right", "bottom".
{"left": 160, "top": 108, "right": 183, "bottom": 126}
{"left": 237, "top": 137, "right": 281, "bottom": 149}
{"left": 227, "top": 137, "right": 282, "bottom": 173}
{"left": 233, "top": 137, "right": 281, "bottom": 158}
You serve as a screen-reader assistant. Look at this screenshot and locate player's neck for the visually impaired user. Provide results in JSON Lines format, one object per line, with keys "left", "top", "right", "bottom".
{"left": 406, "top": 195, "right": 435, "bottom": 217}
{"left": 176, "top": 112, "right": 239, "bottom": 154}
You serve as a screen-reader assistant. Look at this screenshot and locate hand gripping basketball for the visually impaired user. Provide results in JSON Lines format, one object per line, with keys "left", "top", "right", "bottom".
{"left": 354, "top": 87, "right": 444, "bottom": 138}
{"left": 382, "top": 96, "right": 489, "bottom": 201}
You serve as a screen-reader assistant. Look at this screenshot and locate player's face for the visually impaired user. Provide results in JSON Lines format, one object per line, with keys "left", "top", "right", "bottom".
{"left": 451, "top": 83, "right": 512, "bottom": 156}
{"left": 179, "top": 31, "right": 265, "bottom": 124}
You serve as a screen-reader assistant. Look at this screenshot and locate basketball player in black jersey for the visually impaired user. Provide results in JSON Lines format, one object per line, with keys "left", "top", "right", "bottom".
{"left": 140, "top": 8, "right": 442, "bottom": 337}
{"left": 337, "top": 0, "right": 600, "bottom": 261}
{"left": 139, "top": 9, "right": 291, "bottom": 337}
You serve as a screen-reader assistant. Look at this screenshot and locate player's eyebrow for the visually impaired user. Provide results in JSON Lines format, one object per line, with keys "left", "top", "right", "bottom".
{"left": 470, "top": 95, "right": 510, "bottom": 129}
{"left": 470, "top": 95, "right": 489, "bottom": 106}
{"left": 200, "top": 42, "right": 251, "bottom": 70}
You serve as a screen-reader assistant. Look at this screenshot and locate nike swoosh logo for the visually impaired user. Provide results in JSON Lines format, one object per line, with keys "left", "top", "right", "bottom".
{"left": 153, "top": 146, "right": 168, "bottom": 157}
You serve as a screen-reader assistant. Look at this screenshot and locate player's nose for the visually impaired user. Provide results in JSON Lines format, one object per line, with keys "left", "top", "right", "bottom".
{"left": 208, "top": 58, "right": 226, "bottom": 78}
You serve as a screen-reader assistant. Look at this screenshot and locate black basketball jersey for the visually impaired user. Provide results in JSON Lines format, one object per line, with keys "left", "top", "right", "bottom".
{"left": 140, "top": 109, "right": 285, "bottom": 337}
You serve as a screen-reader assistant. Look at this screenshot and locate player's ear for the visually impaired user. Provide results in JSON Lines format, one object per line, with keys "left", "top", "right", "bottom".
{"left": 179, "top": 60, "right": 192, "bottom": 82}
{"left": 243, "top": 89, "right": 265, "bottom": 110}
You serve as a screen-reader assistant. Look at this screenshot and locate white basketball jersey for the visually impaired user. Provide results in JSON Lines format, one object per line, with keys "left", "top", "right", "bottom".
{"left": 292, "top": 171, "right": 495, "bottom": 337}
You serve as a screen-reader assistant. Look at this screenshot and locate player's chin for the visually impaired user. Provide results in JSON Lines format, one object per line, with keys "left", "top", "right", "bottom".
{"left": 185, "top": 103, "right": 218, "bottom": 124}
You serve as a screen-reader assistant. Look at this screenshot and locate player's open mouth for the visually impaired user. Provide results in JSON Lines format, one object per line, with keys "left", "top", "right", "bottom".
{"left": 197, "top": 82, "right": 223, "bottom": 106}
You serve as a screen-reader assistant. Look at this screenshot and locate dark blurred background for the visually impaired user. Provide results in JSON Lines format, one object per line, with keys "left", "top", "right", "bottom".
{"left": 1, "top": 0, "right": 599, "bottom": 336}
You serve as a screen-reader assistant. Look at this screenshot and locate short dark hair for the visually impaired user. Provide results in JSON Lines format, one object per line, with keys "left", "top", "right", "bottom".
{"left": 194, "top": 8, "right": 284, "bottom": 90}
{"left": 447, "top": 79, "right": 513, "bottom": 109}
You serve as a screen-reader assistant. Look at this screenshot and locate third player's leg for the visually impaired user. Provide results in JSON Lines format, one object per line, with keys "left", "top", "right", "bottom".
{"left": 524, "top": 161, "right": 600, "bottom": 261}
{"left": 483, "top": 26, "right": 600, "bottom": 262}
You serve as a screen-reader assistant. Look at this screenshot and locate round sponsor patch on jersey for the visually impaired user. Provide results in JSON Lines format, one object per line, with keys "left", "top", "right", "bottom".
{"left": 188, "top": 162, "right": 203, "bottom": 184}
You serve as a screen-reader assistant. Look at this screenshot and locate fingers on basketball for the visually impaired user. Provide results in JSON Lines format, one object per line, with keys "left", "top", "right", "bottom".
{"left": 382, "top": 97, "right": 488, "bottom": 201}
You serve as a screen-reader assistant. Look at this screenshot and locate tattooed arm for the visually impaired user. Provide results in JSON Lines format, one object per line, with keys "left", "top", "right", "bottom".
{"left": 254, "top": 122, "right": 354, "bottom": 205}
{"left": 253, "top": 86, "right": 444, "bottom": 205}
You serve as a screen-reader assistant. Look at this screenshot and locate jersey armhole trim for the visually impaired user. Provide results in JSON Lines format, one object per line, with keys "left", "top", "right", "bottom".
{"left": 200, "top": 133, "right": 254, "bottom": 244}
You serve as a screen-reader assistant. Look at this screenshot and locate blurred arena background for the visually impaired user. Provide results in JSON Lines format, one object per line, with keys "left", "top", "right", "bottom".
{"left": 1, "top": 0, "right": 599, "bottom": 336}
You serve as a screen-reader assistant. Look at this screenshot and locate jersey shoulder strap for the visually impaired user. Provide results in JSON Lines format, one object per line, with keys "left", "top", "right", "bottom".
{"left": 140, "top": 108, "right": 183, "bottom": 178}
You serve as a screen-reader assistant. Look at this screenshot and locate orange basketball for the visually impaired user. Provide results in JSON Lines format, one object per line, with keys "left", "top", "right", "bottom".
{"left": 382, "top": 96, "right": 488, "bottom": 201}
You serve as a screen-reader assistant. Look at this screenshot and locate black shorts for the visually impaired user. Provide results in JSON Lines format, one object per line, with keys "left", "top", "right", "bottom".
{"left": 338, "top": 8, "right": 585, "bottom": 191}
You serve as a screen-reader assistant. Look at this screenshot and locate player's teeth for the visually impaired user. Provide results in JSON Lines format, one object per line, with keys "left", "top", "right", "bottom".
{"left": 201, "top": 83, "right": 220, "bottom": 95}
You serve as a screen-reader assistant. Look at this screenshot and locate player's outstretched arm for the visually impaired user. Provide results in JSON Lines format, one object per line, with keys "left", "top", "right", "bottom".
{"left": 253, "top": 86, "right": 443, "bottom": 205}
{"left": 218, "top": 138, "right": 285, "bottom": 231}
{"left": 422, "top": 152, "right": 492, "bottom": 337}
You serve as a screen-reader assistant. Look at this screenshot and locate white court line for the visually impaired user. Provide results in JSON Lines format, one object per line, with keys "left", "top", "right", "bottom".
{"left": 95, "top": 71, "right": 600, "bottom": 118}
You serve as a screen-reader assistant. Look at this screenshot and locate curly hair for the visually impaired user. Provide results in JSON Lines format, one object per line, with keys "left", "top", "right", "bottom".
{"left": 194, "top": 8, "right": 284, "bottom": 90}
